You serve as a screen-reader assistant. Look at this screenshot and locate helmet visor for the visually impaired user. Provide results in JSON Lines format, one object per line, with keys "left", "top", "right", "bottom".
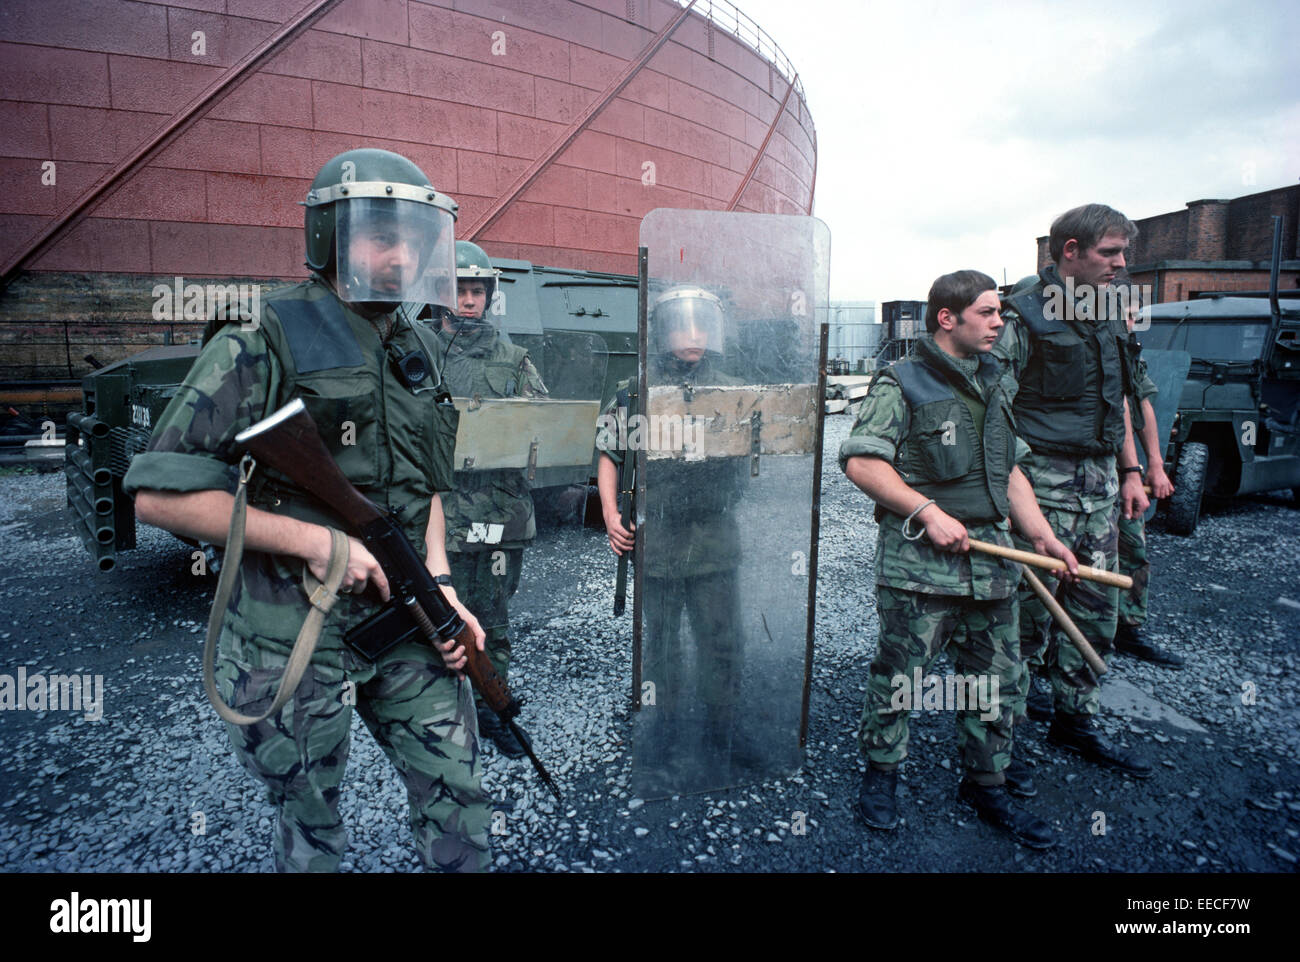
{"left": 652, "top": 294, "right": 725, "bottom": 358}
{"left": 334, "top": 197, "right": 456, "bottom": 308}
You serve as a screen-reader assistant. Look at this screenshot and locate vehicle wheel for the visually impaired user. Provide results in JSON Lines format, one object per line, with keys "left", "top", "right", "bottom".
{"left": 1166, "top": 441, "right": 1208, "bottom": 535}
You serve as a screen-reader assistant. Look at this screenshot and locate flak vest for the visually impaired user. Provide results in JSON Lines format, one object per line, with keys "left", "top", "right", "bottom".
{"left": 1003, "top": 283, "right": 1132, "bottom": 457}
{"left": 234, "top": 283, "right": 460, "bottom": 547}
{"left": 878, "top": 344, "right": 1015, "bottom": 524}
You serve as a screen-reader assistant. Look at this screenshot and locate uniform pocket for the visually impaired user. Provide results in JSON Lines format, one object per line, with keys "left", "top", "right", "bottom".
{"left": 1036, "top": 340, "right": 1086, "bottom": 398}
{"left": 904, "top": 401, "right": 971, "bottom": 482}
{"left": 912, "top": 426, "right": 972, "bottom": 481}
{"left": 426, "top": 400, "right": 460, "bottom": 492}
{"left": 297, "top": 384, "right": 380, "bottom": 487}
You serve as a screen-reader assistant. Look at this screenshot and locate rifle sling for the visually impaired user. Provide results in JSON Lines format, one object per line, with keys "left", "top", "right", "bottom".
{"left": 203, "top": 455, "right": 351, "bottom": 727}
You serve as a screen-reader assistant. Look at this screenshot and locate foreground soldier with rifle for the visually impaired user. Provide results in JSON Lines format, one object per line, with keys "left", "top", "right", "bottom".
{"left": 125, "top": 149, "right": 494, "bottom": 872}
{"left": 841, "top": 270, "right": 1079, "bottom": 849}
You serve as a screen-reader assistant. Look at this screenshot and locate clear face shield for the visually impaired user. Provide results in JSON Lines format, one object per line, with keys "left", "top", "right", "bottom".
{"left": 652, "top": 291, "right": 725, "bottom": 362}
{"left": 329, "top": 191, "right": 457, "bottom": 308}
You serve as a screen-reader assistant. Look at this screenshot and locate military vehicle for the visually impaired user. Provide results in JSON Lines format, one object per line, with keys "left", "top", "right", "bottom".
{"left": 66, "top": 257, "right": 638, "bottom": 570}
{"left": 1138, "top": 220, "right": 1300, "bottom": 534}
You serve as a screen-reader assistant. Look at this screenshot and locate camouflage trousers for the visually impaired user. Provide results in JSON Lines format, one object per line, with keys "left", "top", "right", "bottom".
{"left": 1117, "top": 514, "right": 1150, "bottom": 627}
{"left": 858, "top": 586, "right": 1019, "bottom": 785}
{"left": 449, "top": 547, "right": 524, "bottom": 700}
{"left": 641, "top": 570, "right": 743, "bottom": 714}
{"left": 215, "top": 626, "right": 490, "bottom": 873}
{"left": 1012, "top": 504, "right": 1119, "bottom": 719}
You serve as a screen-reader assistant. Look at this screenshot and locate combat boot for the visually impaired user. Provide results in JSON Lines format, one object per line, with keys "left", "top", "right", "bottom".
{"left": 1003, "top": 757, "right": 1038, "bottom": 798}
{"left": 855, "top": 766, "right": 899, "bottom": 830}
{"left": 1114, "top": 624, "right": 1185, "bottom": 668}
{"left": 1048, "top": 712, "right": 1152, "bottom": 778}
{"left": 1026, "top": 674, "right": 1054, "bottom": 722}
{"left": 957, "top": 779, "right": 1055, "bottom": 849}
{"left": 476, "top": 704, "right": 527, "bottom": 760}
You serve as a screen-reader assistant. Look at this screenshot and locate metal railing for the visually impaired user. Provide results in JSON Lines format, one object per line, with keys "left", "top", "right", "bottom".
{"left": 674, "top": 0, "right": 807, "bottom": 101}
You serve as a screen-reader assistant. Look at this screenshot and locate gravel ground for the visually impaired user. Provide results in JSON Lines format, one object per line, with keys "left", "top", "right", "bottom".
{"left": 1, "top": 416, "right": 1298, "bottom": 873}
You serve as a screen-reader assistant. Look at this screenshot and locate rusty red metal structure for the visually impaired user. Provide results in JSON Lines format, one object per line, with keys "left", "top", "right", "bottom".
{"left": 0, "top": 0, "right": 817, "bottom": 382}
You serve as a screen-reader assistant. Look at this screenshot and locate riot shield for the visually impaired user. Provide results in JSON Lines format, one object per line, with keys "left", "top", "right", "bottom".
{"left": 1135, "top": 349, "right": 1191, "bottom": 522}
{"left": 449, "top": 332, "right": 608, "bottom": 491}
{"left": 632, "top": 209, "right": 829, "bottom": 798}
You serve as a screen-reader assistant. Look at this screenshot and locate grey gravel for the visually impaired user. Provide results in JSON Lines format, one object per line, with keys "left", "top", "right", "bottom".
{"left": 2, "top": 417, "right": 1299, "bottom": 872}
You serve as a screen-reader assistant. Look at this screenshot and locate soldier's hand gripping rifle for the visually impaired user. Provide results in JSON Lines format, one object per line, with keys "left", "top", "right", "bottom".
{"left": 235, "top": 398, "right": 563, "bottom": 802}
{"left": 613, "top": 383, "right": 637, "bottom": 617}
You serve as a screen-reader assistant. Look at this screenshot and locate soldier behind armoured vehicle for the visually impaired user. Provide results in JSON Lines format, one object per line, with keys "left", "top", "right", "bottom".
{"left": 432, "top": 240, "right": 549, "bottom": 759}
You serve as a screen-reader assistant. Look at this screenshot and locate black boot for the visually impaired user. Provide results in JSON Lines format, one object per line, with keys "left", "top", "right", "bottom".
{"left": 476, "top": 703, "right": 527, "bottom": 760}
{"left": 1003, "top": 758, "right": 1038, "bottom": 798}
{"left": 855, "top": 766, "right": 899, "bottom": 830}
{"left": 1026, "top": 674, "right": 1054, "bottom": 722}
{"left": 1048, "top": 712, "right": 1152, "bottom": 778}
{"left": 1114, "top": 624, "right": 1185, "bottom": 668}
{"left": 957, "top": 779, "right": 1056, "bottom": 849}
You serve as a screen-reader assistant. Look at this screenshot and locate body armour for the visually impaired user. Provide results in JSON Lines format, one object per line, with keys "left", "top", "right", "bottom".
{"left": 1002, "top": 269, "right": 1131, "bottom": 457}
{"left": 245, "top": 280, "right": 459, "bottom": 543}
{"left": 123, "top": 276, "right": 459, "bottom": 646}
{"left": 875, "top": 338, "right": 1015, "bottom": 524}
{"left": 434, "top": 325, "right": 540, "bottom": 552}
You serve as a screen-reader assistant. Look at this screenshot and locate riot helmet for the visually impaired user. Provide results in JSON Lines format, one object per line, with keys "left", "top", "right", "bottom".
{"left": 303, "top": 149, "right": 458, "bottom": 308}
{"left": 450, "top": 240, "right": 502, "bottom": 329}
{"left": 650, "top": 286, "right": 725, "bottom": 364}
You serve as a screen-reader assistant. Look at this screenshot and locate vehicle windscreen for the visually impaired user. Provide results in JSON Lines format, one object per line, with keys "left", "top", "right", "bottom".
{"left": 1143, "top": 319, "right": 1270, "bottom": 362}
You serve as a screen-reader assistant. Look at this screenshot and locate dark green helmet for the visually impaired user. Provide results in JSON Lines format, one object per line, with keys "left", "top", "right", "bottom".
{"left": 455, "top": 240, "right": 501, "bottom": 306}
{"left": 302, "top": 148, "right": 459, "bottom": 306}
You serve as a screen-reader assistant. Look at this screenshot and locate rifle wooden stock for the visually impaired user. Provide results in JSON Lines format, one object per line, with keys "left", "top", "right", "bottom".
{"left": 967, "top": 539, "right": 1132, "bottom": 590}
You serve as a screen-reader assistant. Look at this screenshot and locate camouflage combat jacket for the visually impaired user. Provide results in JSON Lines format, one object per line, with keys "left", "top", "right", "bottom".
{"left": 840, "top": 341, "right": 1030, "bottom": 600}
{"left": 596, "top": 354, "right": 744, "bottom": 579}
{"left": 432, "top": 324, "right": 548, "bottom": 553}
{"left": 993, "top": 266, "right": 1130, "bottom": 513}
{"left": 123, "top": 276, "right": 459, "bottom": 647}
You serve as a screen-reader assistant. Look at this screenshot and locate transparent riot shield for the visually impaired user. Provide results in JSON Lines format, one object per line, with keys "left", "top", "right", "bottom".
{"left": 1135, "top": 349, "right": 1191, "bottom": 523}
{"left": 632, "top": 209, "right": 829, "bottom": 798}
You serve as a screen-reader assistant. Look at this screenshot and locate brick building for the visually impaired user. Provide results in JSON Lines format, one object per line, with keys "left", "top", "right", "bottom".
{"left": 1034, "top": 183, "right": 1300, "bottom": 303}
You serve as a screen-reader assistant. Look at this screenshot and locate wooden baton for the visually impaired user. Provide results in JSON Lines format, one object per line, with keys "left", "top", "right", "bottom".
{"left": 967, "top": 539, "right": 1132, "bottom": 591}
{"left": 1019, "top": 567, "right": 1108, "bottom": 676}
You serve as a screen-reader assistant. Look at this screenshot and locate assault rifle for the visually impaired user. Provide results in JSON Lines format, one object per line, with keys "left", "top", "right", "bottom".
{"left": 235, "top": 398, "right": 563, "bottom": 802}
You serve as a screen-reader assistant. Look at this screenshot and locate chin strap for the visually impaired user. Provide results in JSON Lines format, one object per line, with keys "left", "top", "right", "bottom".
{"left": 203, "top": 455, "right": 351, "bottom": 726}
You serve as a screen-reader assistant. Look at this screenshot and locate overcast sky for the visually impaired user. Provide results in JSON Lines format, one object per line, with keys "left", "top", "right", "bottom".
{"left": 728, "top": 0, "right": 1299, "bottom": 303}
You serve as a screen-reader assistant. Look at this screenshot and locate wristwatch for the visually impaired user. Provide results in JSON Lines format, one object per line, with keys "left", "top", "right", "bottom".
{"left": 1120, "top": 466, "right": 1143, "bottom": 476}
{"left": 433, "top": 574, "right": 454, "bottom": 587}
